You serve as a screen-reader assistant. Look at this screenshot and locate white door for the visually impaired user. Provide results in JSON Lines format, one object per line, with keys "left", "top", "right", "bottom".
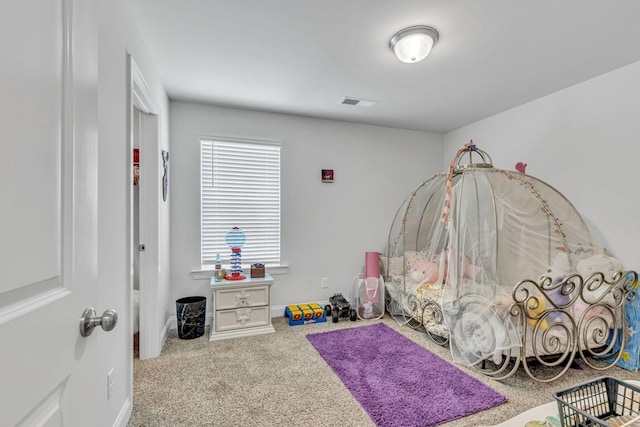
{"left": 0, "top": 0, "right": 107, "bottom": 425}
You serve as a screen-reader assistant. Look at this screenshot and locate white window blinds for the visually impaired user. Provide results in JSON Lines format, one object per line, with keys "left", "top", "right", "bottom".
{"left": 200, "top": 138, "right": 281, "bottom": 267}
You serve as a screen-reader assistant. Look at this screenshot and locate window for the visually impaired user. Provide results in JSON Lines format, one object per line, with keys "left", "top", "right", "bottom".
{"left": 200, "top": 137, "right": 281, "bottom": 268}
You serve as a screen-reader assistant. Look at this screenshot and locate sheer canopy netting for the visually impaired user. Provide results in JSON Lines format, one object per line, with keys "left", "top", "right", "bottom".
{"left": 384, "top": 145, "right": 624, "bottom": 367}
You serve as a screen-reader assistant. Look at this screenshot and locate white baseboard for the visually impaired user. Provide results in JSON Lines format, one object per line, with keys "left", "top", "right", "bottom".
{"left": 166, "top": 304, "right": 329, "bottom": 333}
{"left": 168, "top": 312, "right": 214, "bottom": 330}
{"left": 113, "top": 397, "right": 132, "bottom": 427}
{"left": 271, "top": 304, "right": 287, "bottom": 318}
{"left": 161, "top": 316, "right": 172, "bottom": 347}
{"left": 272, "top": 300, "right": 330, "bottom": 318}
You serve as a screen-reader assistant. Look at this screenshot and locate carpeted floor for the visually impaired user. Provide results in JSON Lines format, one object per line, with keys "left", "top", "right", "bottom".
{"left": 128, "top": 315, "right": 640, "bottom": 426}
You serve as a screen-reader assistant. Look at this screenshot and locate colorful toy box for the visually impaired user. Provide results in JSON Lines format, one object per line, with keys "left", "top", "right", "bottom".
{"left": 285, "top": 303, "right": 326, "bottom": 326}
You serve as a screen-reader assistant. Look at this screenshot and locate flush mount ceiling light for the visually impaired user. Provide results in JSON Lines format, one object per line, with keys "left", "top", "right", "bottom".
{"left": 389, "top": 25, "right": 439, "bottom": 64}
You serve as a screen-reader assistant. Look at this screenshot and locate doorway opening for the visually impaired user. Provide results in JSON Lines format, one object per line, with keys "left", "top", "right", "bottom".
{"left": 128, "top": 55, "right": 159, "bottom": 363}
{"left": 133, "top": 108, "right": 141, "bottom": 358}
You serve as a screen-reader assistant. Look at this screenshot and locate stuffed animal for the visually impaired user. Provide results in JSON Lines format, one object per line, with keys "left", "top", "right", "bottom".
{"left": 540, "top": 252, "right": 571, "bottom": 282}
{"left": 408, "top": 250, "right": 482, "bottom": 290}
{"left": 538, "top": 252, "right": 576, "bottom": 323}
{"left": 549, "top": 275, "right": 571, "bottom": 298}
{"left": 526, "top": 295, "right": 549, "bottom": 330}
{"left": 408, "top": 261, "right": 440, "bottom": 285}
{"left": 439, "top": 250, "right": 482, "bottom": 281}
{"left": 576, "top": 253, "right": 623, "bottom": 280}
{"left": 546, "top": 280, "right": 573, "bottom": 323}
{"left": 573, "top": 253, "right": 623, "bottom": 319}
{"left": 464, "top": 262, "right": 482, "bottom": 280}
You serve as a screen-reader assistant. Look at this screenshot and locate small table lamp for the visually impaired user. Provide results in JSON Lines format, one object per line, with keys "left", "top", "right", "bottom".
{"left": 225, "top": 227, "right": 246, "bottom": 280}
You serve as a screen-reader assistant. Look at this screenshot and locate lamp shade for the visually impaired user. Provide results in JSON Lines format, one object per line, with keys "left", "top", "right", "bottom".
{"left": 225, "top": 226, "right": 246, "bottom": 248}
{"left": 389, "top": 25, "right": 439, "bottom": 63}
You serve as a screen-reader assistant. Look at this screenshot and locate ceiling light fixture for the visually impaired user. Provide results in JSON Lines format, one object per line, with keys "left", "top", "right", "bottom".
{"left": 389, "top": 25, "right": 439, "bottom": 64}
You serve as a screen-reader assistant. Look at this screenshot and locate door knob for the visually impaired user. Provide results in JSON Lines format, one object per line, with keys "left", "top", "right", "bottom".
{"left": 80, "top": 307, "right": 118, "bottom": 337}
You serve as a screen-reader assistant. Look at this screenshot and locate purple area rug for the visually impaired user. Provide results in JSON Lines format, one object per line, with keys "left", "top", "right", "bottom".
{"left": 306, "top": 323, "right": 507, "bottom": 427}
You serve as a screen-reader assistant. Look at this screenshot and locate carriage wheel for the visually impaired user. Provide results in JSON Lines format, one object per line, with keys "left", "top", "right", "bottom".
{"left": 422, "top": 301, "right": 449, "bottom": 346}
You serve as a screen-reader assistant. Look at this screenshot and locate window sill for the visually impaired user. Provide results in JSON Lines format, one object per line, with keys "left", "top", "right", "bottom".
{"left": 190, "top": 264, "right": 289, "bottom": 280}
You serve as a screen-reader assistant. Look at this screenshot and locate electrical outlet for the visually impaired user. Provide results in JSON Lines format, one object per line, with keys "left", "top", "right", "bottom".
{"left": 321, "top": 277, "right": 329, "bottom": 288}
{"left": 107, "top": 368, "right": 114, "bottom": 400}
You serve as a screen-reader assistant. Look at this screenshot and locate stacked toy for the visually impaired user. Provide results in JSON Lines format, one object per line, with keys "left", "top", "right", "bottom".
{"left": 285, "top": 303, "right": 326, "bottom": 326}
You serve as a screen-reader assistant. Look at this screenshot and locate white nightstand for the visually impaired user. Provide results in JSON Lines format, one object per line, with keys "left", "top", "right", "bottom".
{"left": 209, "top": 274, "right": 275, "bottom": 341}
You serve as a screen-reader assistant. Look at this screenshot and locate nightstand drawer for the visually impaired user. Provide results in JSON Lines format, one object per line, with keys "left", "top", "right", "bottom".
{"left": 215, "top": 306, "right": 269, "bottom": 332}
{"left": 210, "top": 275, "right": 275, "bottom": 341}
{"left": 214, "top": 286, "right": 269, "bottom": 310}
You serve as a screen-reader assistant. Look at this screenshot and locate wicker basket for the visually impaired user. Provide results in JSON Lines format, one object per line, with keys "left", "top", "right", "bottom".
{"left": 553, "top": 377, "right": 640, "bottom": 426}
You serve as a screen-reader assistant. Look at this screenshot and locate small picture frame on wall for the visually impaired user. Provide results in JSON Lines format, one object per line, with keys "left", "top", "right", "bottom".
{"left": 322, "top": 169, "right": 334, "bottom": 183}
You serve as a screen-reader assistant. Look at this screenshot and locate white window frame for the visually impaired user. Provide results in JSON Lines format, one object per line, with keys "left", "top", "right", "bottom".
{"left": 199, "top": 136, "right": 283, "bottom": 274}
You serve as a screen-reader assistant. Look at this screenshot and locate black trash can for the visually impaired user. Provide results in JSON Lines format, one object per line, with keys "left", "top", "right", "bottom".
{"left": 176, "top": 296, "right": 206, "bottom": 339}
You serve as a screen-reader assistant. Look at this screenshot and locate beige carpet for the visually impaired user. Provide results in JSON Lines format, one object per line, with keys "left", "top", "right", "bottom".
{"left": 128, "top": 315, "right": 640, "bottom": 426}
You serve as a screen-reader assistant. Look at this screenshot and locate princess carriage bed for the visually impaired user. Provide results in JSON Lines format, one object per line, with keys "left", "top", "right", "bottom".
{"left": 382, "top": 142, "right": 638, "bottom": 382}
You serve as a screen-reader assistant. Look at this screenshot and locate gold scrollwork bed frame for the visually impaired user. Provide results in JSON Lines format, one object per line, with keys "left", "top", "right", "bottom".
{"left": 470, "top": 271, "right": 639, "bottom": 382}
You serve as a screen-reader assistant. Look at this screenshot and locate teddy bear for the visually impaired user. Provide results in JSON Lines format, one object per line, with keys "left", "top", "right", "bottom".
{"left": 408, "top": 260, "right": 440, "bottom": 285}
{"left": 441, "top": 250, "right": 483, "bottom": 281}
{"left": 526, "top": 294, "right": 549, "bottom": 330}
{"left": 464, "top": 262, "right": 482, "bottom": 280}
{"left": 573, "top": 253, "right": 623, "bottom": 320}
{"left": 408, "top": 251, "right": 482, "bottom": 289}
{"left": 540, "top": 252, "right": 571, "bottom": 283}
{"left": 539, "top": 252, "right": 573, "bottom": 322}
{"left": 576, "top": 253, "right": 623, "bottom": 280}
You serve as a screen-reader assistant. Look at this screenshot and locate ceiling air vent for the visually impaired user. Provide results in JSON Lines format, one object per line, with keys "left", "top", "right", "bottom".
{"left": 339, "top": 96, "right": 379, "bottom": 108}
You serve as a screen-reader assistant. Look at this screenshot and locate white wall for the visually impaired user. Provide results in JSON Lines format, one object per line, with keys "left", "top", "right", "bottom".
{"left": 170, "top": 101, "right": 442, "bottom": 313}
{"left": 444, "top": 60, "right": 640, "bottom": 269}
{"left": 96, "top": 1, "right": 169, "bottom": 424}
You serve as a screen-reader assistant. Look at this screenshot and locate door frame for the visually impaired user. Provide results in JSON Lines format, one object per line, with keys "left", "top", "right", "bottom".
{"left": 127, "top": 55, "right": 160, "bottom": 366}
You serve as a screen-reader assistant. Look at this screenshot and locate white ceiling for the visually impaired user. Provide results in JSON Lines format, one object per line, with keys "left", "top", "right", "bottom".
{"left": 127, "top": 0, "right": 640, "bottom": 133}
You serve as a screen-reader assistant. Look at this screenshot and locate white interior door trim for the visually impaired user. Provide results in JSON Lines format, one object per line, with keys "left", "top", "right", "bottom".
{"left": 130, "top": 58, "right": 158, "bottom": 115}
{"left": 127, "top": 55, "right": 161, "bottom": 362}
{"left": 137, "top": 110, "right": 160, "bottom": 360}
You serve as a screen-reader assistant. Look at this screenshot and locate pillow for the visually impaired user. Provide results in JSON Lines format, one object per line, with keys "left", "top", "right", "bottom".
{"left": 404, "top": 251, "right": 429, "bottom": 267}
{"left": 380, "top": 256, "right": 404, "bottom": 280}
